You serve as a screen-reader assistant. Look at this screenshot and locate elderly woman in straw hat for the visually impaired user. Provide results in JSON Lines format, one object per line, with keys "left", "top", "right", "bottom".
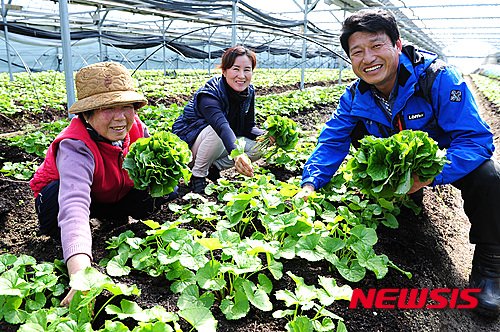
{"left": 30, "top": 61, "right": 177, "bottom": 306}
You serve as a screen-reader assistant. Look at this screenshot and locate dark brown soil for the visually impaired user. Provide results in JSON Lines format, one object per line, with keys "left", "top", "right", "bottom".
{"left": 0, "top": 76, "right": 499, "bottom": 331}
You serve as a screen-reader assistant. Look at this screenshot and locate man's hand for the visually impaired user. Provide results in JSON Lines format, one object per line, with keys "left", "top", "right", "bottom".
{"left": 61, "top": 254, "right": 91, "bottom": 307}
{"left": 234, "top": 154, "right": 254, "bottom": 177}
{"left": 407, "top": 173, "right": 432, "bottom": 194}
{"left": 296, "top": 184, "right": 315, "bottom": 202}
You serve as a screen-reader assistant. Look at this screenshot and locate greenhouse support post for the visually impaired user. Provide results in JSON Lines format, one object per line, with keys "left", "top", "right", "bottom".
{"left": 1, "top": 0, "right": 13, "bottom": 81}
{"left": 338, "top": 58, "right": 343, "bottom": 84}
{"left": 267, "top": 39, "right": 270, "bottom": 71}
{"left": 232, "top": 0, "right": 238, "bottom": 47}
{"left": 162, "top": 18, "right": 166, "bottom": 76}
{"left": 95, "top": 8, "right": 109, "bottom": 62}
{"left": 161, "top": 18, "right": 173, "bottom": 76}
{"left": 58, "top": 0, "right": 76, "bottom": 115}
{"left": 95, "top": 8, "right": 103, "bottom": 61}
{"left": 207, "top": 28, "right": 213, "bottom": 75}
{"left": 297, "top": 0, "right": 319, "bottom": 90}
{"left": 300, "top": 0, "right": 308, "bottom": 91}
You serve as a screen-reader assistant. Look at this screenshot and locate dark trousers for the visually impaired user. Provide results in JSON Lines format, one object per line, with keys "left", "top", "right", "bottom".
{"left": 35, "top": 180, "right": 177, "bottom": 237}
{"left": 453, "top": 159, "right": 500, "bottom": 245}
{"left": 350, "top": 121, "right": 500, "bottom": 245}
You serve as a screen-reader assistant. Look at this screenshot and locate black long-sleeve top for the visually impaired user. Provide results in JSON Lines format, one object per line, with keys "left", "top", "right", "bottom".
{"left": 197, "top": 93, "right": 264, "bottom": 153}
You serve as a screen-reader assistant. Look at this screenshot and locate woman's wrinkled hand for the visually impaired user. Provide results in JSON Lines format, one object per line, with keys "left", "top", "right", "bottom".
{"left": 61, "top": 254, "right": 91, "bottom": 307}
{"left": 268, "top": 135, "right": 276, "bottom": 146}
{"left": 61, "top": 288, "right": 78, "bottom": 307}
{"left": 234, "top": 154, "right": 254, "bottom": 177}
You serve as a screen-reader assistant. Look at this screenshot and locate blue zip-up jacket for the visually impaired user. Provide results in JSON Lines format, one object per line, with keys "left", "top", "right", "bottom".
{"left": 302, "top": 46, "right": 494, "bottom": 190}
{"left": 172, "top": 75, "right": 260, "bottom": 152}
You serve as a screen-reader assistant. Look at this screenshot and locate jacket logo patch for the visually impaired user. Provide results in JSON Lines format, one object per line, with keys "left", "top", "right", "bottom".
{"left": 408, "top": 112, "right": 425, "bottom": 121}
{"left": 450, "top": 90, "right": 462, "bottom": 102}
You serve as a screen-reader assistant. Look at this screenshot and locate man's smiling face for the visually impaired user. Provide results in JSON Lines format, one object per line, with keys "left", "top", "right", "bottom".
{"left": 348, "top": 31, "right": 402, "bottom": 98}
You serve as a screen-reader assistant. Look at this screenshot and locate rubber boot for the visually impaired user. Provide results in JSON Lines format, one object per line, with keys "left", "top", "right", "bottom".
{"left": 189, "top": 176, "right": 207, "bottom": 194}
{"left": 207, "top": 165, "right": 221, "bottom": 183}
{"left": 469, "top": 244, "right": 500, "bottom": 317}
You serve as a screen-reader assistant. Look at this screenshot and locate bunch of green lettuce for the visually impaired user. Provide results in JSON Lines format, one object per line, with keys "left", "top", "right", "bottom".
{"left": 345, "top": 130, "right": 448, "bottom": 199}
{"left": 123, "top": 131, "right": 191, "bottom": 197}
{"left": 256, "top": 115, "right": 299, "bottom": 152}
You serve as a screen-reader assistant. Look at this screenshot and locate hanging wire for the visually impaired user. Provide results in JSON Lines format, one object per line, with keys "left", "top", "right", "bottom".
{"left": 131, "top": 22, "right": 350, "bottom": 77}
{"left": 0, "top": 35, "right": 44, "bottom": 122}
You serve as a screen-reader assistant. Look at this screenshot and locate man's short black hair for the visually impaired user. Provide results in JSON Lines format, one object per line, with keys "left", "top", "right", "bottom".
{"left": 340, "top": 8, "right": 400, "bottom": 56}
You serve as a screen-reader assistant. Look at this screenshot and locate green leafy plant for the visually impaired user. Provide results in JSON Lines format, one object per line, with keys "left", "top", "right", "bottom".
{"left": 264, "top": 135, "right": 317, "bottom": 172}
{"left": 0, "top": 161, "right": 38, "bottom": 180}
{"left": 255, "top": 85, "right": 346, "bottom": 118}
{"left": 96, "top": 167, "right": 412, "bottom": 330}
{"left": 101, "top": 219, "right": 279, "bottom": 323}
{"left": 273, "top": 272, "right": 351, "bottom": 332}
{"left": 67, "top": 267, "right": 142, "bottom": 326}
{"left": 8, "top": 131, "right": 53, "bottom": 157}
{"left": 169, "top": 193, "right": 221, "bottom": 227}
{"left": 176, "top": 284, "right": 217, "bottom": 331}
{"left": 0, "top": 93, "right": 22, "bottom": 117}
{"left": 0, "top": 254, "right": 66, "bottom": 325}
{"left": 471, "top": 74, "right": 500, "bottom": 106}
{"left": 0, "top": 254, "right": 183, "bottom": 332}
{"left": 209, "top": 172, "right": 411, "bottom": 283}
{"left": 12, "top": 265, "right": 181, "bottom": 332}
{"left": 192, "top": 236, "right": 277, "bottom": 321}
{"left": 138, "top": 104, "right": 184, "bottom": 135}
{"left": 345, "top": 130, "right": 448, "bottom": 200}
{"left": 229, "top": 137, "right": 247, "bottom": 160}
{"left": 8, "top": 120, "right": 69, "bottom": 157}
{"left": 123, "top": 130, "right": 192, "bottom": 197}
{"left": 256, "top": 115, "right": 299, "bottom": 152}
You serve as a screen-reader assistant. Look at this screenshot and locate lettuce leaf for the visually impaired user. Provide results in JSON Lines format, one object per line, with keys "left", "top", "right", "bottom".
{"left": 123, "top": 131, "right": 192, "bottom": 197}
{"left": 345, "top": 130, "right": 448, "bottom": 199}
{"left": 257, "top": 115, "right": 300, "bottom": 153}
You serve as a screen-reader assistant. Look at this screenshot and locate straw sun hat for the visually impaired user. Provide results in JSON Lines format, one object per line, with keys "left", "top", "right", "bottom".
{"left": 68, "top": 62, "right": 147, "bottom": 114}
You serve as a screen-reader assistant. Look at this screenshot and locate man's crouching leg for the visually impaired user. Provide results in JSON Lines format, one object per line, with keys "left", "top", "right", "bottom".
{"left": 453, "top": 158, "right": 500, "bottom": 316}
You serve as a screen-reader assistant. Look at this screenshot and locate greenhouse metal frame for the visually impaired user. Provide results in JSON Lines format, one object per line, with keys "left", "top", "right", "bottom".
{"left": 0, "top": 0, "right": 499, "bottom": 108}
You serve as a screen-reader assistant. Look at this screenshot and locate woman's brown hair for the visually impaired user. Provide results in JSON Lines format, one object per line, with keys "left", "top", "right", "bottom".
{"left": 217, "top": 46, "right": 257, "bottom": 71}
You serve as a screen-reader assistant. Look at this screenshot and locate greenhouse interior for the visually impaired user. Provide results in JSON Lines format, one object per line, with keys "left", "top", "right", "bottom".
{"left": 0, "top": 1, "right": 498, "bottom": 70}
{"left": 1, "top": 1, "right": 500, "bottom": 332}
{"left": 0, "top": 0, "right": 498, "bottom": 106}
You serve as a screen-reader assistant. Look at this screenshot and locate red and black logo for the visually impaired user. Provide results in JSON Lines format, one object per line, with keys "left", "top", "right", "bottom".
{"left": 349, "top": 289, "right": 480, "bottom": 309}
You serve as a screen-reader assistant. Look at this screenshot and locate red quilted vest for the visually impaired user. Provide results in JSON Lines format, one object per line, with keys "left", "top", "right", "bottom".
{"left": 30, "top": 115, "right": 144, "bottom": 203}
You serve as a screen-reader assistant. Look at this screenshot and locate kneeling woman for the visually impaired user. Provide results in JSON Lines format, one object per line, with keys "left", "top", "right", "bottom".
{"left": 30, "top": 62, "right": 177, "bottom": 305}
{"left": 173, "top": 46, "right": 274, "bottom": 193}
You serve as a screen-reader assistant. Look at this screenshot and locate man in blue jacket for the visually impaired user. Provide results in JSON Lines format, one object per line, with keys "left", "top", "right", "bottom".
{"left": 299, "top": 8, "right": 500, "bottom": 316}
